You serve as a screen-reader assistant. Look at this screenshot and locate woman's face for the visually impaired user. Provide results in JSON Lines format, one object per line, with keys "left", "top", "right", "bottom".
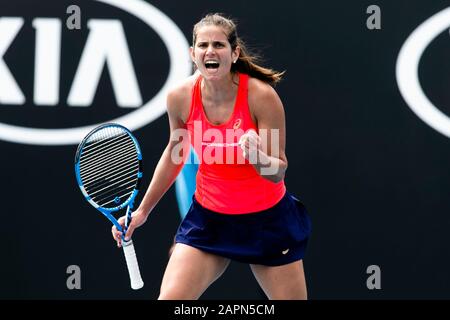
{"left": 191, "top": 25, "right": 239, "bottom": 80}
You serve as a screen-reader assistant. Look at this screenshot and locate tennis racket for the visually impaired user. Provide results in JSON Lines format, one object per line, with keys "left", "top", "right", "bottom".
{"left": 74, "top": 123, "right": 144, "bottom": 290}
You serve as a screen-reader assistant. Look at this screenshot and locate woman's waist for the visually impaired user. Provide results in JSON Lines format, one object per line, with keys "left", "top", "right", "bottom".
{"left": 197, "top": 163, "right": 259, "bottom": 180}
{"left": 195, "top": 172, "right": 286, "bottom": 214}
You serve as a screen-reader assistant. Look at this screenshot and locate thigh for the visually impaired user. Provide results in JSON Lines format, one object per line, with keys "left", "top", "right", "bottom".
{"left": 250, "top": 260, "right": 307, "bottom": 300}
{"left": 158, "top": 243, "right": 230, "bottom": 300}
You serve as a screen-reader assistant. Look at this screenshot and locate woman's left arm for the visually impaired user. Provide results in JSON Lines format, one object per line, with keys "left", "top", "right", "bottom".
{"left": 240, "top": 80, "right": 288, "bottom": 183}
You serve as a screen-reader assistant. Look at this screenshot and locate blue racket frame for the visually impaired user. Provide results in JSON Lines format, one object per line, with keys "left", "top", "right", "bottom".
{"left": 75, "top": 123, "right": 143, "bottom": 238}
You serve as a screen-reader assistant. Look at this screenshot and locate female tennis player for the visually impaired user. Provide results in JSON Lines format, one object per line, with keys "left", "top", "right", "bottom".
{"left": 112, "top": 13, "right": 312, "bottom": 300}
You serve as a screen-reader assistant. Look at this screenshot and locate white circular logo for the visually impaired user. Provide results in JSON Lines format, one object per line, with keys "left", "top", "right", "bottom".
{"left": 0, "top": 0, "right": 191, "bottom": 145}
{"left": 396, "top": 7, "right": 450, "bottom": 138}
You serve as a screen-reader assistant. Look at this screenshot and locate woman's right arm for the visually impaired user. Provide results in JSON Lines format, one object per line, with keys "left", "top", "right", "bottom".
{"left": 112, "top": 86, "right": 191, "bottom": 245}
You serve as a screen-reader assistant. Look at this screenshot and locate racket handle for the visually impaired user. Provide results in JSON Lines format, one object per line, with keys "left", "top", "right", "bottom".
{"left": 122, "top": 240, "right": 144, "bottom": 290}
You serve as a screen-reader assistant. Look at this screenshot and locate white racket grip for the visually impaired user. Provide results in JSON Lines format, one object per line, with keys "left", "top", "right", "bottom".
{"left": 122, "top": 240, "right": 144, "bottom": 290}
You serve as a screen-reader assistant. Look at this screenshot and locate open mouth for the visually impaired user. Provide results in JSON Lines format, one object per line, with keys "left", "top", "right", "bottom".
{"left": 205, "top": 61, "right": 220, "bottom": 69}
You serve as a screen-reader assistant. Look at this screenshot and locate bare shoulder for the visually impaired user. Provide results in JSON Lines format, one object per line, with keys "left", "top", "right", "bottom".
{"left": 247, "top": 77, "right": 284, "bottom": 119}
{"left": 167, "top": 73, "right": 198, "bottom": 123}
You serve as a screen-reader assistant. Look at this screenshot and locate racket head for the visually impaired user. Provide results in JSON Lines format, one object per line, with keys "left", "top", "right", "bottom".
{"left": 74, "top": 123, "right": 143, "bottom": 212}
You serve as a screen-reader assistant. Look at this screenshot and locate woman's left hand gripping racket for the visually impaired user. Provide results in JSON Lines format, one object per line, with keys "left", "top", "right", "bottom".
{"left": 74, "top": 123, "right": 144, "bottom": 290}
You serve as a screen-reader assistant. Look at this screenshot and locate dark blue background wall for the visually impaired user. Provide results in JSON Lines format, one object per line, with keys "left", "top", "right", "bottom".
{"left": 0, "top": 0, "right": 449, "bottom": 299}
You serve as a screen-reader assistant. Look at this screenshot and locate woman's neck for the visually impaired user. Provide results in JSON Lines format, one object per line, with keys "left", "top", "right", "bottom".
{"left": 201, "top": 72, "right": 238, "bottom": 104}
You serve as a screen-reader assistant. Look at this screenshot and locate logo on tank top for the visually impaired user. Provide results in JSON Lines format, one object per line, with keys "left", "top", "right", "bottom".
{"left": 232, "top": 118, "right": 242, "bottom": 129}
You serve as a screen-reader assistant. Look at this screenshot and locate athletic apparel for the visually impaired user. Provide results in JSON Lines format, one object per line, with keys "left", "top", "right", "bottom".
{"left": 175, "top": 192, "right": 311, "bottom": 266}
{"left": 185, "top": 72, "right": 286, "bottom": 214}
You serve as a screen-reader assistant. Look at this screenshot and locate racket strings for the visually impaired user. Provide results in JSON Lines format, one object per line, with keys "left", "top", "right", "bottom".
{"left": 83, "top": 161, "right": 138, "bottom": 188}
{"left": 82, "top": 160, "right": 138, "bottom": 207}
{"left": 80, "top": 141, "right": 137, "bottom": 188}
{"left": 83, "top": 127, "right": 126, "bottom": 150}
{"left": 80, "top": 135, "right": 132, "bottom": 170}
{"left": 81, "top": 139, "right": 132, "bottom": 170}
{"left": 85, "top": 164, "right": 139, "bottom": 199}
{"left": 93, "top": 182, "right": 136, "bottom": 207}
{"left": 81, "top": 146, "right": 136, "bottom": 183}
{"left": 81, "top": 163, "right": 137, "bottom": 198}
{"left": 78, "top": 128, "right": 140, "bottom": 208}
{"left": 100, "top": 186, "right": 135, "bottom": 207}
{"left": 82, "top": 131, "right": 125, "bottom": 151}
{"left": 80, "top": 131, "right": 135, "bottom": 173}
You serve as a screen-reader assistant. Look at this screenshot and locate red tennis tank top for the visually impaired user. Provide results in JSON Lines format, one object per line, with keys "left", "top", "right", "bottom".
{"left": 185, "top": 72, "right": 286, "bottom": 214}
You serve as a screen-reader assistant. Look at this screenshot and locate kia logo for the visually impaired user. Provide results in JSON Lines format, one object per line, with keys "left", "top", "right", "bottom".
{"left": 0, "top": 0, "right": 191, "bottom": 145}
{"left": 396, "top": 7, "right": 450, "bottom": 139}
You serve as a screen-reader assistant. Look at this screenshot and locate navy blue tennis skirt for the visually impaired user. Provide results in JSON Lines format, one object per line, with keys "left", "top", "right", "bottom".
{"left": 175, "top": 191, "right": 312, "bottom": 266}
